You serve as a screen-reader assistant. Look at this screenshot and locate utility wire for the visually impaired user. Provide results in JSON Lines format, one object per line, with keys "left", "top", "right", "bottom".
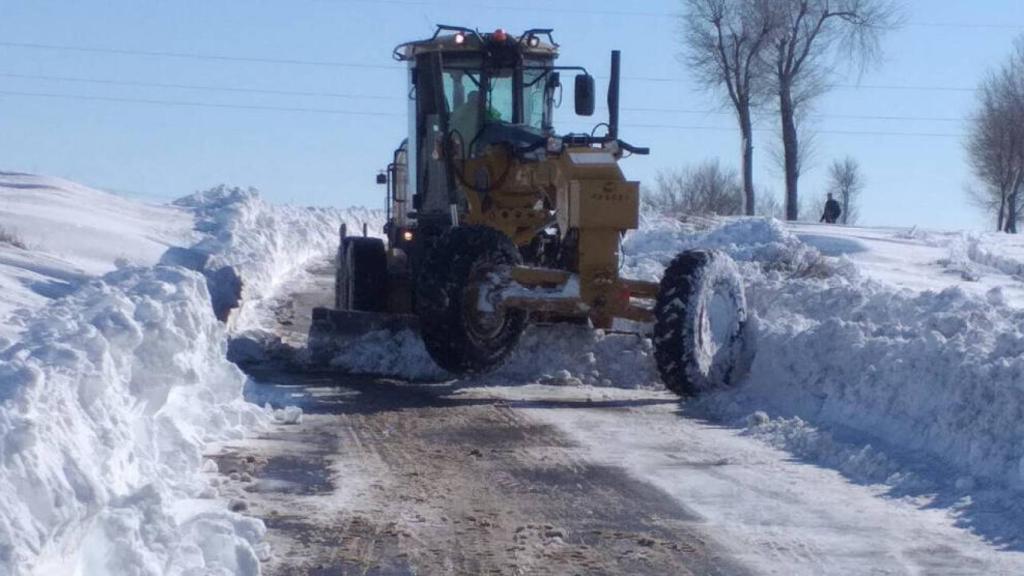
{"left": 0, "top": 72, "right": 405, "bottom": 101}
{"left": 0, "top": 89, "right": 965, "bottom": 138}
{"left": 3, "top": 71, "right": 968, "bottom": 123}
{"left": 623, "top": 123, "right": 964, "bottom": 138}
{"left": 322, "top": 0, "right": 1024, "bottom": 29}
{"left": 620, "top": 105, "right": 965, "bottom": 123}
{"left": 0, "top": 41, "right": 982, "bottom": 93}
{"left": 0, "top": 89, "right": 405, "bottom": 117}
{"left": 0, "top": 41, "right": 398, "bottom": 70}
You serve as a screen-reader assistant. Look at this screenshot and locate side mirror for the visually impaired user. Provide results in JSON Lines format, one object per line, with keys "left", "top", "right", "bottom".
{"left": 575, "top": 74, "right": 595, "bottom": 117}
{"left": 376, "top": 172, "right": 388, "bottom": 185}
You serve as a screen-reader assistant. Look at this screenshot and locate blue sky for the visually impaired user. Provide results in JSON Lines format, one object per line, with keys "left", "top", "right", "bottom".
{"left": 1, "top": 0, "right": 1023, "bottom": 230}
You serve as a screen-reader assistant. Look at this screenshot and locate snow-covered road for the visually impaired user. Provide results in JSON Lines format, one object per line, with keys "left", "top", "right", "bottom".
{"left": 494, "top": 385, "right": 1024, "bottom": 575}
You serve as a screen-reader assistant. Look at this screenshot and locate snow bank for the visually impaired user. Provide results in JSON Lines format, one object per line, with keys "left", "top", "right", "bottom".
{"left": 0, "top": 179, "right": 378, "bottom": 574}
{"left": 167, "top": 185, "right": 383, "bottom": 332}
{"left": 624, "top": 216, "right": 1024, "bottom": 491}
{"left": 0, "top": 265, "right": 266, "bottom": 575}
{"left": 734, "top": 271, "right": 1024, "bottom": 488}
{"left": 965, "top": 234, "right": 1024, "bottom": 279}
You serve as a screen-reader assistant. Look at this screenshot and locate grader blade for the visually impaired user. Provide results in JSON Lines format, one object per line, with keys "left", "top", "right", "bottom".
{"left": 307, "top": 307, "right": 419, "bottom": 364}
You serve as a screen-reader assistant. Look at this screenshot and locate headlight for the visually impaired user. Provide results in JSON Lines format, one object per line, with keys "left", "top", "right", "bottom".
{"left": 402, "top": 230, "right": 414, "bottom": 242}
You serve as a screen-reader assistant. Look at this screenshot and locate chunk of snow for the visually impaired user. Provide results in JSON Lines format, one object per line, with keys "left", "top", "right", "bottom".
{"left": 0, "top": 264, "right": 268, "bottom": 574}
{"left": 273, "top": 406, "right": 303, "bottom": 425}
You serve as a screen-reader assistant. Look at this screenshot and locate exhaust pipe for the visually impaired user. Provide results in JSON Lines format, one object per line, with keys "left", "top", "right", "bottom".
{"left": 608, "top": 50, "right": 620, "bottom": 141}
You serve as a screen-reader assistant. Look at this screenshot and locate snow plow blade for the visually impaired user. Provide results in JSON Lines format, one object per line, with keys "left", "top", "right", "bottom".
{"left": 307, "top": 307, "right": 419, "bottom": 364}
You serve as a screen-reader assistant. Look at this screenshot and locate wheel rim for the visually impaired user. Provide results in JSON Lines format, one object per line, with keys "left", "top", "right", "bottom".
{"left": 696, "top": 280, "right": 740, "bottom": 377}
{"left": 462, "top": 261, "right": 509, "bottom": 344}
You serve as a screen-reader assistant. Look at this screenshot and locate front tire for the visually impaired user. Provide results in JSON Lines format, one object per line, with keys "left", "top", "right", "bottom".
{"left": 416, "top": 226, "right": 527, "bottom": 374}
{"left": 653, "top": 250, "right": 753, "bottom": 396}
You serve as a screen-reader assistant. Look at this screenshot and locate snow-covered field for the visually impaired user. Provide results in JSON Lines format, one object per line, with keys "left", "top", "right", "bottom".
{"left": 789, "top": 222, "right": 1024, "bottom": 308}
{"left": 0, "top": 174, "right": 380, "bottom": 575}
{"left": 0, "top": 172, "right": 195, "bottom": 342}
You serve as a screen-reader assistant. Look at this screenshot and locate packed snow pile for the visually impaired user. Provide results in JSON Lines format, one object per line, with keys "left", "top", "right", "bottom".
{"left": 0, "top": 176, "right": 379, "bottom": 575}
{"left": 0, "top": 172, "right": 194, "bottom": 340}
{"left": 617, "top": 216, "right": 1024, "bottom": 491}
{"left": 0, "top": 265, "right": 267, "bottom": 575}
{"left": 489, "top": 326, "right": 660, "bottom": 388}
{"left": 168, "top": 185, "right": 383, "bottom": 332}
{"left": 964, "top": 233, "right": 1024, "bottom": 280}
{"left": 325, "top": 327, "right": 448, "bottom": 380}
{"left": 735, "top": 264, "right": 1024, "bottom": 488}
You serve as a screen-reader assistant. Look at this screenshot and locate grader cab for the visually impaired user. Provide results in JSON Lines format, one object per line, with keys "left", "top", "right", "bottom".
{"left": 311, "top": 26, "right": 753, "bottom": 396}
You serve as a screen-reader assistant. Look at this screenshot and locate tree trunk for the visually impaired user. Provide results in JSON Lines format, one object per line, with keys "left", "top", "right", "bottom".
{"left": 1008, "top": 171, "right": 1023, "bottom": 234}
{"left": 1007, "top": 193, "right": 1018, "bottom": 233}
{"left": 779, "top": 83, "right": 800, "bottom": 221}
{"left": 739, "top": 109, "right": 755, "bottom": 216}
{"left": 998, "top": 194, "right": 1006, "bottom": 232}
{"left": 842, "top": 194, "right": 850, "bottom": 225}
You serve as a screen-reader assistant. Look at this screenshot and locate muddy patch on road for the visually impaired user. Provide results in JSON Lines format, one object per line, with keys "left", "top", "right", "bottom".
{"left": 210, "top": 375, "right": 746, "bottom": 575}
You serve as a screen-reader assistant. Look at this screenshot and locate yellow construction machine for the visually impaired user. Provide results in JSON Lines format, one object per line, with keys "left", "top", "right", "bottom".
{"left": 310, "top": 26, "right": 753, "bottom": 395}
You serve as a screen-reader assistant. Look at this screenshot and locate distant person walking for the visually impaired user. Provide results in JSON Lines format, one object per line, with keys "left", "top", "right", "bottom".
{"left": 820, "top": 193, "right": 842, "bottom": 224}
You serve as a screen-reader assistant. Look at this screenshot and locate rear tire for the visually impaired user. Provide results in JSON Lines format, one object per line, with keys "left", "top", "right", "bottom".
{"left": 653, "top": 250, "right": 752, "bottom": 396}
{"left": 417, "top": 226, "right": 527, "bottom": 374}
{"left": 335, "top": 237, "right": 387, "bottom": 312}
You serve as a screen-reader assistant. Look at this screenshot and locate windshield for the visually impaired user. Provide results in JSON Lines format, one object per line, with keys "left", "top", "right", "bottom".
{"left": 441, "top": 58, "right": 553, "bottom": 139}
{"left": 523, "top": 68, "right": 550, "bottom": 130}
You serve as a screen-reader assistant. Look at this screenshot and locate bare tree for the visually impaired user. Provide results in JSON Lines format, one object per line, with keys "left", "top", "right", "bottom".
{"left": 763, "top": 0, "right": 898, "bottom": 220}
{"left": 682, "top": 0, "right": 776, "bottom": 215}
{"left": 755, "top": 187, "right": 785, "bottom": 219}
{"left": 827, "top": 156, "right": 863, "bottom": 224}
{"left": 968, "top": 39, "right": 1024, "bottom": 233}
{"left": 644, "top": 160, "right": 744, "bottom": 216}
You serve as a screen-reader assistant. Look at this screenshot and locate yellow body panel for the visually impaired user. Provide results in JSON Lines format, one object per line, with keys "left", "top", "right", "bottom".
{"left": 453, "top": 143, "right": 651, "bottom": 328}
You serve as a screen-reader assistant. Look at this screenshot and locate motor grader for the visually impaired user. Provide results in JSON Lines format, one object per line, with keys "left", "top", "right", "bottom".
{"left": 310, "top": 26, "right": 752, "bottom": 396}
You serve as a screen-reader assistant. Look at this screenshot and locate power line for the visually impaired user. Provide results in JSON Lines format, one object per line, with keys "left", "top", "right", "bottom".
{"left": 617, "top": 74, "right": 977, "bottom": 92}
{"left": 0, "top": 89, "right": 405, "bottom": 117}
{"left": 1, "top": 70, "right": 969, "bottom": 122}
{"left": 620, "top": 106, "right": 965, "bottom": 123}
{"left": 324, "top": 0, "right": 1024, "bottom": 29}
{"left": 319, "top": 0, "right": 672, "bottom": 18}
{"left": 0, "top": 41, "right": 398, "bottom": 70}
{"left": 612, "top": 123, "right": 964, "bottom": 139}
{"left": 4, "top": 71, "right": 969, "bottom": 123}
{"left": 0, "top": 40, "right": 983, "bottom": 93}
{"left": 0, "top": 72, "right": 405, "bottom": 101}
{"left": 0, "top": 89, "right": 965, "bottom": 138}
